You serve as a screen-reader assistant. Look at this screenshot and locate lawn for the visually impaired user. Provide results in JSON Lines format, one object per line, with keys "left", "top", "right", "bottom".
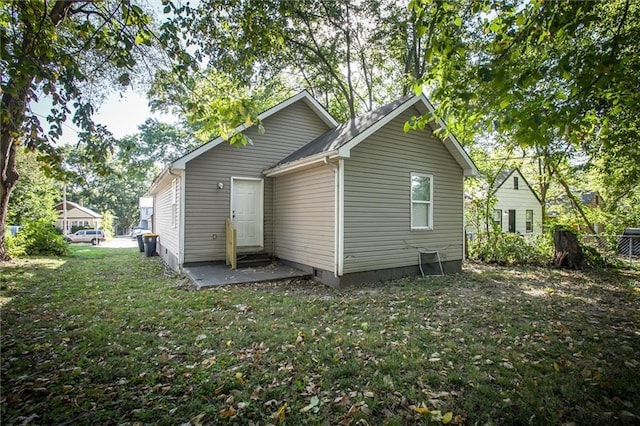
{"left": 1, "top": 247, "right": 639, "bottom": 425}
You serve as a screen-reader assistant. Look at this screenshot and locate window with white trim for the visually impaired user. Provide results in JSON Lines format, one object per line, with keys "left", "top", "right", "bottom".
{"left": 171, "top": 178, "right": 178, "bottom": 228}
{"left": 526, "top": 209, "right": 533, "bottom": 233}
{"left": 411, "top": 173, "right": 433, "bottom": 229}
{"left": 493, "top": 209, "right": 502, "bottom": 228}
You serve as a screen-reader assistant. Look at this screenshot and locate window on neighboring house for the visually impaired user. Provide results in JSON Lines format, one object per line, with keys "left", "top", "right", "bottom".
{"left": 513, "top": 176, "right": 519, "bottom": 190}
{"left": 411, "top": 173, "right": 433, "bottom": 229}
{"left": 171, "top": 178, "right": 178, "bottom": 228}
{"left": 493, "top": 209, "right": 502, "bottom": 229}
{"left": 526, "top": 210, "right": 533, "bottom": 233}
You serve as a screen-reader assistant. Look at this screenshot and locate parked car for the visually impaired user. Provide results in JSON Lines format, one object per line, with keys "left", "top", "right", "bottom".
{"left": 618, "top": 228, "right": 640, "bottom": 256}
{"left": 130, "top": 227, "right": 152, "bottom": 239}
{"left": 65, "top": 229, "right": 106, "bottom": 245}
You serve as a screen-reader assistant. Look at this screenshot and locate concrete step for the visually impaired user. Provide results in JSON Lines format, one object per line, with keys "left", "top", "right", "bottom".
{"left": 236, "top": 253, "right": 273, "bottom": 268}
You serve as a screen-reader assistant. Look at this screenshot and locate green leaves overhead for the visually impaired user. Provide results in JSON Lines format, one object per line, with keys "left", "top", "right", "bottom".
{"left": 406, "top": 0, "right": 639, "bottom": 232}
{"left": 414, "top": 0, "right": 639, "bottom": 150}
{"left": 0, "top": 0, "right": 160, "bottom": 259}
{"left": 149, "top": 69, "right": 289, "bottom": 145}
{"left": 159, "top": 0, "right": 434, "bottom": 120}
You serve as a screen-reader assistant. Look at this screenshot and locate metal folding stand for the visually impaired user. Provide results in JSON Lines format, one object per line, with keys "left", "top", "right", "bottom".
{"left": 418, "top": 250, "right": 444, "bottom": 276}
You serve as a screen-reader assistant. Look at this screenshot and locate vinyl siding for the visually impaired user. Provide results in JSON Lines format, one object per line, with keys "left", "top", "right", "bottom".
{"left": 342, "top": 106, "right": 464, "bottom": 274}
{"left": 155, "top": 175, "right": 180, "bottom": 259}
{"left": 274, "top": 164, "right": 335, "bottom": 272}
{"left": 494, "top": 171, "right": 543, "bottom": 234}
{"left": 183, "top": 101, "right": 332, "bottom": 263}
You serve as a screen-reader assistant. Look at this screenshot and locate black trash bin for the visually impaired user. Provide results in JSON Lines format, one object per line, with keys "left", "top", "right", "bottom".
{"left": 143, "top": 234, "right": 158, "bottom": 257}
{"left": 136, "top": 234, "right": 144, "bottom": 252}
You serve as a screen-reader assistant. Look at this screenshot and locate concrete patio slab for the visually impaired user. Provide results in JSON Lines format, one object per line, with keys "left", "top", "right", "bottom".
{"left": 183, "top": 262, "right": 311, "bottom": 289}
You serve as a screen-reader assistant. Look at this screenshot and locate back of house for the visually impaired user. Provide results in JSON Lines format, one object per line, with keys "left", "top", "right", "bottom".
{"left": 147, "top": 92, "right": 336, "bottom": 271}
{"left": 148, "top": 91, "right": 477, "bottom": 287}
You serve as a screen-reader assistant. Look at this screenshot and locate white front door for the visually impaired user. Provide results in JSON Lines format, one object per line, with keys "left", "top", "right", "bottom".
{"left": 231, "top": 178, "right": 263, "bottom": 247}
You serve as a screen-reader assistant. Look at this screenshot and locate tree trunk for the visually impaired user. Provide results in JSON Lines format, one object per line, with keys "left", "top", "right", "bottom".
{"left": 554, "top": 168, "right": 596, "bottom": 234}
{"left": 0, "top": 182, "right": 14, "bottom": 260}
{"left": 1, "top": 97, "right": 22, "bottom": 261}
{"left": 553, "top": 229, "right": 584, "bottom": 269}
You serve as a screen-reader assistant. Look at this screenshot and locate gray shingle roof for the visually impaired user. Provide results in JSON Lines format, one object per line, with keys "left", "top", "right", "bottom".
{"left": 275, "top": 94, "right": 414, "bottom": 166}
{"left": 580, "top": 191, "right": 598, "bottom": 205}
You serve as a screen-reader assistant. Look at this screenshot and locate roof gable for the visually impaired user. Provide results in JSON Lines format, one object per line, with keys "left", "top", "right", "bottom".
{"left": 276, "top": 95, "right": 413, "bottom": 166}
{"left": 267, "top": 94, "right": 478, "bottom": 176}
{"left": 492, "top": 168, "right": 542, "bottom": 204}
{"left": 171, "top": 91, "right": 338, "bottom": 169}
{"left": 55, "top": 201, "right": 102, "bottom": 218}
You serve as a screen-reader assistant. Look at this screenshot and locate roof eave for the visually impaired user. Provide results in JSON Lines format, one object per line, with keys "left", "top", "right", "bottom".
{"left": 337, "top": 96, "right": 422, "bottom": 158}
{"left": 334, "top": 94, "right": 478, "bottom": 176}
{"left": 146, "top": 166, "right": 185, "bottom": 196}
{"left": 263, "top": 151, "right": 339, "bottom": 177}
{"left": 491, "top": 168, "right": 543, "bottom": 204}
{"left": 171, "top": 91, "right": 337, "bottom": 169}
{"left": 415, "top": 95, "right": 479, "bottom": 177}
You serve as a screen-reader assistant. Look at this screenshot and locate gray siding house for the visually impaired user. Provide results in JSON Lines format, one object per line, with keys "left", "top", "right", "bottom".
{"left": 147, "top": 91, "right": 477, "bottom": 287}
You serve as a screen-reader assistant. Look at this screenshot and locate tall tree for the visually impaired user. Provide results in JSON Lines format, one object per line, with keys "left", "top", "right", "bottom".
{"left": 162, "top": 0, "right": 434, "bottom": 120}
{"left": 409, "top": 0, "right": 639, "bottom": 234}
{"left": 412, "top": 0, "right": 640, "bottom": 180}
{"left": 64, "top": 119, "right": 198, "bottom": 234}
{"left": 0, "top": 0, "right": 157, "bottom": 259}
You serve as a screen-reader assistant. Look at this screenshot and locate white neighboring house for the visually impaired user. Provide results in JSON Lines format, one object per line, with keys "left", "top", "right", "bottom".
{"left": 138, "top": 197, "right": 154, "bottom": 230}
{"left": 491, "top": 168, "right": 543, "bottom": 235}
{"left": 55, "top": 201, "right": 102, "bottom": 234}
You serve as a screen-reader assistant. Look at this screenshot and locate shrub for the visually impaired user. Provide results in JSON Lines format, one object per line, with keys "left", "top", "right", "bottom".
{"left": 581, "top": 242, "right": 607, "bottom": 269}
{"left": 5, "top": 232, "right": 26, "bottom": 257}
{"left": 468, "top": 232, "right": 553, "bottom": 266}
{"left": 10, "top": 219, "right": 69, "bottom": 257}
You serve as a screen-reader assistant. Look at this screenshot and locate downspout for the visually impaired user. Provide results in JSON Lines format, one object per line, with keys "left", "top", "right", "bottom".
{"left": 167, "top": 166, "right": 184, "bottom": 266}
{"left": 324, "top": 157, "right": 341, "bottom": 277}
{"left": 462, "top": 178, "right": 467, "bottom": 262}
{"left": 272, "top": 178, "right": 276, "bottom": 256}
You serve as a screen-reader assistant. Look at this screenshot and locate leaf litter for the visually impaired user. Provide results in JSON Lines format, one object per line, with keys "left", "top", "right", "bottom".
{"left": 1, "top": 252, "right": 639, "bottom": 425}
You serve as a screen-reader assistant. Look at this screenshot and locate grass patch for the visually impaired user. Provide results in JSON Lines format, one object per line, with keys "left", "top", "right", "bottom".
{"left": 1, "top": 248, "right": 639, "bottom": 425}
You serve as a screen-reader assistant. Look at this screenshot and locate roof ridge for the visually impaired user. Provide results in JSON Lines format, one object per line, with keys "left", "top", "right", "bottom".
{"left": 274, "top": 94, "right": 416, "bottom": 167}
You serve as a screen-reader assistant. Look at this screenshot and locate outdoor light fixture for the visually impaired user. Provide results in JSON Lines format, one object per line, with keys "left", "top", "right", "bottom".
{"left": 217, "top": 182, "right": 224, "bottom": 189}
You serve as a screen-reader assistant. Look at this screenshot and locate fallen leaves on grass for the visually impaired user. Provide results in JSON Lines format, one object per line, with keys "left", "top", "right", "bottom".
{"left": 411, "top": 403, "right": 455, "bottom": 424}
{"left": 1, "top": 253, "right": 639, "bottom": 425}
{"left": 300, "top": 395, "right": 321, "bottom": 413}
